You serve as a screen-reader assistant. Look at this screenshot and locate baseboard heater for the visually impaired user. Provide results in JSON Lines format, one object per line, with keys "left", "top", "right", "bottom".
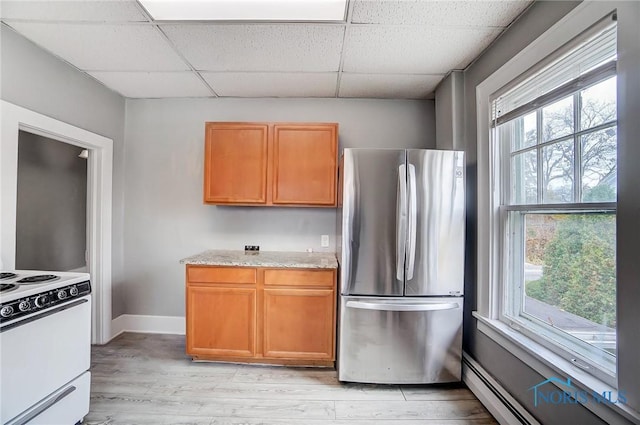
{"left": 462, "top": 352, "right": 540, "bottom": 425}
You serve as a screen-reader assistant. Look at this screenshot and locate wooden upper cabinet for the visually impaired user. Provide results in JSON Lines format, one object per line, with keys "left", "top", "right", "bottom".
{"left": 272, "top": 124, "right": 338, "bottom": 206}
{"left": 204, "top": 123, "right": 268, "bottom": 204}
{"left": 203, "top": 122, "right": 338, "bottom": 207}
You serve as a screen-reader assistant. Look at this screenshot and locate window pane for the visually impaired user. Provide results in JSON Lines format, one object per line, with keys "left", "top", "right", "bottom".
{"left": 542, "top": 140, "right": 574, "bottom": 203}
{"left": 542, "top": 96, "right": 574, "bottom": 142}
{"left": 511, "top": 150, "right": 537, "bottom": 204}
{"left": 582, "top": 127, "right": 617, "bottom": 202}
{"left": 523, "top": 213, "right": 616, "bottom": 357}
{"left": 511, "top": 112, "right": 537, "bottom": 151}
{"left": 581, "top": 76, "right": 616, "bottom": 131}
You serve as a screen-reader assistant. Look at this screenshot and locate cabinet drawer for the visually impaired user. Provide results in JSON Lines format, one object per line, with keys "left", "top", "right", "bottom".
{"left": 187, "top": 266, "right": 257, "bottom": 284}
{"left": 264, "top": 269, "right": 334, "bottom": 288}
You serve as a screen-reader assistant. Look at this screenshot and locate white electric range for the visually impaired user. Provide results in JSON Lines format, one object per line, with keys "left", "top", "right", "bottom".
{"left": 0, "top": 270, "right": 92, "bottom": 425}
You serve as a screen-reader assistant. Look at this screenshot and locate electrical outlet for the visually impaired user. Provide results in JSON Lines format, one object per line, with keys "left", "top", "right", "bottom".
{"left": 244, "top": 245, "right": 260, "bottom": 251}
{"left": 321, "top": 235, "right": 329, "bottom": 248}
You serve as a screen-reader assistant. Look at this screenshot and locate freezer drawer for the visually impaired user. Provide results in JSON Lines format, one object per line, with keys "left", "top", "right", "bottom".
{"left": 337, "top": 296, "right": 462, "bottom": 384}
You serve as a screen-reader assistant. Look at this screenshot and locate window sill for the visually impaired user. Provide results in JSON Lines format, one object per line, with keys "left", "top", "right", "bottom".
{"left": 473, "top": 311, "right": 640, "bottom": 424}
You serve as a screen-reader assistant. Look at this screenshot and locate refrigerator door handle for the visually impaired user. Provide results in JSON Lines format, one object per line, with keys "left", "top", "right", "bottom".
{"left": 406, "top": 164, "right": 417, "bottom": 280}
{"left": 346, "top": 300, "right": 459, "bottom": 312}
{"left": 341, "top": 152, "right": 356, "bottom": 294}
{"left": 396, "top": 164, "right": 407, "bottom": 281}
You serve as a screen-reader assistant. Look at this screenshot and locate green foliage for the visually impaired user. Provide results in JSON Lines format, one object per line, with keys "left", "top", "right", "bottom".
{"left": 526, "top": 214, "right": 616, "bottom": 327}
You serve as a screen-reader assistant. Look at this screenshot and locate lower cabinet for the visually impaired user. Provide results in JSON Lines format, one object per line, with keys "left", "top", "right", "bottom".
{"left": 263, "top": 288, "right": 334, "bottom": 360}
{"left": 186, "top": 286, "right": 256, "bottom": 357}
{"left": 185, "top": 265, "right": 336, "bottom": 366}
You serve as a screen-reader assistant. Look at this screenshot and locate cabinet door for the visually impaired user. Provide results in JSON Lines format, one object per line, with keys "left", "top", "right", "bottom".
{"left": 263, "top": 288, "right": 335, "bottom": 360}
{"left": 186, "top": 286, "right": 256, "bottom": 357}
{"left": 272, "top": 124, "right": 337, "bottom": 206}
{"left": 204, "top": 123, "right": 268, "bottom": 204}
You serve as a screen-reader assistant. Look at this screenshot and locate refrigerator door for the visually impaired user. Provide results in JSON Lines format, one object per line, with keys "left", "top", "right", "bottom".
{"left": 337, "top": 295, "right": 463, "bottom": 384}
{"left": 341, "top": 149, "right": 406, "bottom": 296}
{"left": 405, "top": 150, "right": 465, "bottom": 296}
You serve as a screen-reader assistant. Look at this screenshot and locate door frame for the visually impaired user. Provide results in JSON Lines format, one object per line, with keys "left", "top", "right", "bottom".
{"left": 1, "top": 100, "right": 113, "bottom": 344}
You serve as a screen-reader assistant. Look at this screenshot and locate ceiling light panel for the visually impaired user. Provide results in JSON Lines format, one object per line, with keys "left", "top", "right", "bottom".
{"left": 351, "top": 0, "right": 532, "bottom": 27}
{"left": 139, "top": 0, "right": 347, "bottom": 21}
{"left": 0, "top": 0, "right": 147, "bottom": 22}
{"left": 202, "top": 72, "right": 337, "bottom": 97}
{"left": 88, "top": 72, "right": 212, "bottom": 98}
{"left": 343, "top": 25, "right": 501, "bottom": 74}
{"left": 162, "top": 24, "right": 344, "bottom": 71}
{"left": 339, "top": 73, "right": 443, "bottom": 99}
{"left": 6, "top": 22, "right": 189, "bottom": 71}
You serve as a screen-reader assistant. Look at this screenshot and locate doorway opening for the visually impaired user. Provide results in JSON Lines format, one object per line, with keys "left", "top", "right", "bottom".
{"left": 15, "top": 131, "right": 88, "bottom": 273}
{"left": 1, "top": 101, "right": 113, "bottom": 344}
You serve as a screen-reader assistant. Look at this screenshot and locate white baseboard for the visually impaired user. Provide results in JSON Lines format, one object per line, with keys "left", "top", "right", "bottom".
{"left": 110, "top": 314, "right": 185, "bottom": 340}
{"left": 463, "top": 352, "right": 540, "bottom": 425}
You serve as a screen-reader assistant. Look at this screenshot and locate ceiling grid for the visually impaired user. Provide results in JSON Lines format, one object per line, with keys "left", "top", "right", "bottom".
{"left": 0, "top": 0, "right": 533, "bottom": 99}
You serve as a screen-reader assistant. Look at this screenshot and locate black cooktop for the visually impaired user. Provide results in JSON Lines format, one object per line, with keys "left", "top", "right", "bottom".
{"left": 17, "top": 274, "right": 58, "bottom": 284}
{"left": 0, "top": 272, "right": 17, "bottom": 280}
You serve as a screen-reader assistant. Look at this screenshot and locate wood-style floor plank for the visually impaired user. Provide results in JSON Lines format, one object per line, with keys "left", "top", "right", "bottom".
{"left": 335, "top": 400, "right": 491, "bottom": 420}
{"left": 85, "top": 333, "right": 497, "bottom": 425}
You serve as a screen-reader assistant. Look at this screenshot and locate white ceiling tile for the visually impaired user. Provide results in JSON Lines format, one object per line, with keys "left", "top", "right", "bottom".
{"left": 201, "top": 72, "right": 337, "bottom": 97}
{"left": 339, "top": 73, "right": 442, "bottom": 99}
{"left": 161, "top": 24, "right": 345, "bottom": 72}
{"left": 343, "top": 25, "right": 502, "bottom": 74}
{"left": 6, "top": 22, "right": 189, "bottom": 71}
{"left": 0, "top": 0, "right": 147, "bottom": 22}
{"left": 351, "top": 0, "right": 532, "bottom": 27}
{"left": 88, "top": 72, "right": 212, "bottom": 98}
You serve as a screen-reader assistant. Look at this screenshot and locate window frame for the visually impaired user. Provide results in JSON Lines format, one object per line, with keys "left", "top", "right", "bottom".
{"left": 494, "top": 60, "right": 618, "bottom": 386}
{"left": 473, "top": 2, "right": 640, "bottom": 422}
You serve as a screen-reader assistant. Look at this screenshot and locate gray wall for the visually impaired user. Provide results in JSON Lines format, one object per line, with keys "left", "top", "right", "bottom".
{"left": 123, "top": 97, "right": 435, "bottom": 316}
{"left": 0, "top": 25, "right": 127, "bottom": 317}
{"left": 16, "top": 131, "right": 87, "bottom": 271}
{"left": 452, "top": 1, "right": 640, "bottom": 423}
{"left": 435, "top": 70, "right": 464, "bottom": 151}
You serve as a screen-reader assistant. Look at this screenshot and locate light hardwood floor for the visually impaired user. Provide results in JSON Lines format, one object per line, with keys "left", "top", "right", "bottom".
{"left": 84, "top": 333, "right": 497, "bottom": 425}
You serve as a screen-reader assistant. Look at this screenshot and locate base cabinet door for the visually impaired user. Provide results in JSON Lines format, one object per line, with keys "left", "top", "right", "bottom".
{"left": 186, "top": 286, "right": 256, "bottom": 357}
{"left": 263, "top": 288, "right": 334, "bottom": 360}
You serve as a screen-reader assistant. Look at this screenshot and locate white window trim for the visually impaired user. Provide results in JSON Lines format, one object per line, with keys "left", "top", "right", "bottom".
{"left": 473, "top": 313, "right": 640, "bottom": 424}
{"left": 475, "top": 1, "right": 640, "bottom": 423}
{"left": 497, "top": 70, "right": 618, "bottom": 383}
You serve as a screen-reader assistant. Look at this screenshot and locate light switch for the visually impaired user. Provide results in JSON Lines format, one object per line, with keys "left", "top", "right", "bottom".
{"left": 321, "top": 235, "right": 329, "bottom": 247}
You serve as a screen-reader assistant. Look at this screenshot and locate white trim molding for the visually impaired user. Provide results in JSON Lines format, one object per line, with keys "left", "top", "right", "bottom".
{"left": 475, "top": 1, "right": 621, "bottom": 320}
{"left": 111, "top": 314, "right": 186, "bottom": 340}
{"left": 0, "top": 100, "right": 113, "bottom": 344}
{"left": 474, "top": 314, "right": 640, "bottom": 424}
{"left": 463, "top": 352, "right": 541, "bottom": 425}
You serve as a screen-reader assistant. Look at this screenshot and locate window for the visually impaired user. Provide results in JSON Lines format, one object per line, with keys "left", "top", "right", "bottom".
{"left": 492, "top": 24, "right": 617, "bottom": 383}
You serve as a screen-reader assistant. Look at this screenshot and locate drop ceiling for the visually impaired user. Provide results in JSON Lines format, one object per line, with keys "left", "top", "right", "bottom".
{"left": 0, "top": 0, "right": 532, "bottom": 100}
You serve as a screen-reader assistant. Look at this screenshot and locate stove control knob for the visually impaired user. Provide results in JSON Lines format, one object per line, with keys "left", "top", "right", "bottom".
{"left": 35, "top": 295, "right": 49, "bottom": 308}
{"left": 0, "top": 306, "right": 14, "bottom": 317}
{"left": 57, "top": 290, "right": 67, "bottom": 300}
{"left": 18, "top": 300, "right": 30, "bottom": 312}
{"left": 69, "top": 286, "right": 79, "bottom": 296}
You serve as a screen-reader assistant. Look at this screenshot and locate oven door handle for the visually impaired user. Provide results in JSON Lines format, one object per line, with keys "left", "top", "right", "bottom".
{"left": 7, "top": 384, "right": 76, "bottom": 425}
{"left": 0, "top": 298, "right": 88, "bottom": 333}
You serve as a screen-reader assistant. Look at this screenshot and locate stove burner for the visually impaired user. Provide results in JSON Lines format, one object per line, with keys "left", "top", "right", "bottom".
{"left": 0, "top": 284, "right": 17, "bottom": 293}
{"left": 17, "top": 274, "right": 58, "bottom": 284}
{"left": 0, "top": 272, "right": 17, "bottom": 280}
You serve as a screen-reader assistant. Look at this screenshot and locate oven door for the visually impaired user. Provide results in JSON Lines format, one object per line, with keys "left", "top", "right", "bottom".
{"left": 0, "top": 296, "right": 91, "bottom": 424}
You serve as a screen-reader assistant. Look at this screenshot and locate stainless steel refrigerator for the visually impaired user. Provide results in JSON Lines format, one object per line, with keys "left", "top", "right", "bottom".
{"left": 337, "top": 148, "right": 465, "bottom": 384}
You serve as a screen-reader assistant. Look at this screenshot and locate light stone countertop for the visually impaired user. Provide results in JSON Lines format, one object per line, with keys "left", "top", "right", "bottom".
{"left": 180, "top": 250, "right": 338, "bottom": 269}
